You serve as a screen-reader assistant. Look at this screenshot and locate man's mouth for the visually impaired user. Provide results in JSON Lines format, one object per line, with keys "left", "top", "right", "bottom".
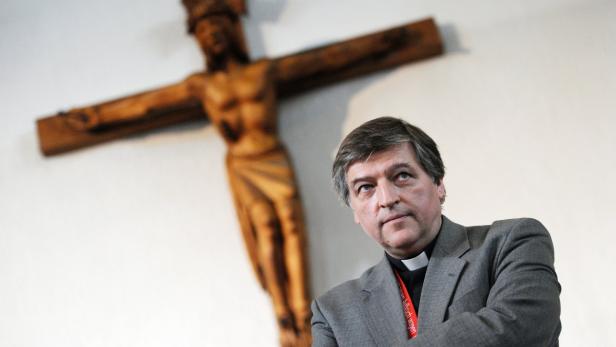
{"left": 382, "top": 214, "right": 409, "bottom": 225}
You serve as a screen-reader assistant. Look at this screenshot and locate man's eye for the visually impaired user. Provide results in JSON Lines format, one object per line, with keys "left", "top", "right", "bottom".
{"left": 357, "top": 184, "right": 373, "bottom": 194}
{"left": 397, "top": 172, "right": 412, "bottom": 180}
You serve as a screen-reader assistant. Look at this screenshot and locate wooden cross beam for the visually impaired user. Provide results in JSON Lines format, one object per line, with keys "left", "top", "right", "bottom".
{"left": 36, "top": 1, "right": 443, "bottom": 346}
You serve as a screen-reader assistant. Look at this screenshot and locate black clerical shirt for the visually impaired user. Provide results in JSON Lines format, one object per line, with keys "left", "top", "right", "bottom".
{"left": 385, "top": 239, "right": 436, "bottom": 311}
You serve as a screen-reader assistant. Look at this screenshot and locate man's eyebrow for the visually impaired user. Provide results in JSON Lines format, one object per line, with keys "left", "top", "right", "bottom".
{"left": 349, "top": 162, "right": 414, "bottom": 187}
{"left": 350, "top": 175, "right": 373, "bottom": 188}
{"left": 384, "top": 162, "right": 413, "bottom": 175}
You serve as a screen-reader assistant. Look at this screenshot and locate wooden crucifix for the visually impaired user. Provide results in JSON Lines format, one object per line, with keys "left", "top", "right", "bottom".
{"left": 36, "top": 1, "right": 443, "bottom": 346}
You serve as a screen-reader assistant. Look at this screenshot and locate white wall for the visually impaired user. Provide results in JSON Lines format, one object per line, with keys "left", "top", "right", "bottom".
{"left": 1, "top": 0, "right": 615, "bottom": 346}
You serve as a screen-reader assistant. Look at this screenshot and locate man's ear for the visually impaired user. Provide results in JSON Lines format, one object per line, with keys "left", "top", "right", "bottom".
{"left": 437, "top": 179, "right": 446, "bottom": 204}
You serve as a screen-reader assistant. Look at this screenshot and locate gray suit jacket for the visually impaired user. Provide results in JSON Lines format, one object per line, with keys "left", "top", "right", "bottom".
{"left": 311, "top": 217, "right": 561, "bottom": 346}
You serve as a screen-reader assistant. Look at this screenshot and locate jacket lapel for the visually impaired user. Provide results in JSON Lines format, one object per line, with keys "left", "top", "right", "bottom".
{"left": 418, "top": 216, "right": 470, "bottom": 332}
{"left": 360, "top": 257, "right": 407, "bottom": 346}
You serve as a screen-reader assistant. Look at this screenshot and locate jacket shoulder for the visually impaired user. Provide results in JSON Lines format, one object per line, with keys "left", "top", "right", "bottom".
{"left": 465, "top": 217, "right": 550, "bottom": 244}
{"left": 314, "top": 260, "right": 384, "bottom": 315}
{"left": 491, "top": 217, "right": 547, "bottom": 230}
{"left": 317, "top": 265, "right": 372, "bottom": 304}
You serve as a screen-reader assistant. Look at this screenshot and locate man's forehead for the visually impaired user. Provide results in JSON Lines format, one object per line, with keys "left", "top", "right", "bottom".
{"left": 346, "top": 143, "right": 417, "bottom": 178}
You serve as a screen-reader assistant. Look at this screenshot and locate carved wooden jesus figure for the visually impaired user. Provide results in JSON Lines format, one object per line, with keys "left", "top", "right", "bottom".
{"left": 185, "top": 2, "right": 312, "bottom": 344}
{"left": 185, "top": 4, "right": 311, "bottom": 344}
{"left": 36, "top": 0, "right": 443, "bottom": 345}
{"left": 197, "top": 61, "right": 310, "bottom": 345}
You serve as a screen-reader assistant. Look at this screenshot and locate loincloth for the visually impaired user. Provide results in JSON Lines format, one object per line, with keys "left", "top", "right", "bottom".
{"left": 225, "top": 147, "right": 299, "bottom": 207}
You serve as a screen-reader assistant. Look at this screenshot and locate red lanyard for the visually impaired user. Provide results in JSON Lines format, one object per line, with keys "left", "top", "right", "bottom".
{"left": 394, "top": 270, "right": 418, "bottom": 338}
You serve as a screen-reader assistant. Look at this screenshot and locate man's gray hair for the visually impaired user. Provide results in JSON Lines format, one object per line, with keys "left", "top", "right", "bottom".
{"left": 332, "top": 117, "right": 445, "bottom": 205}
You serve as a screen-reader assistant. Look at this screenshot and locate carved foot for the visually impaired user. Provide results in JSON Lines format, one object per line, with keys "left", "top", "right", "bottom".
{"left": 294, "top": 321, "right": 312, "bottom": 347}
{"left": 292, "top": 304, "right": 312, "bottom": 334}
{"left": 278, "top": 315, "right": 297, "bottom": 347}
{"left": 277, "top": 313, "right": 312, "bottom": 347}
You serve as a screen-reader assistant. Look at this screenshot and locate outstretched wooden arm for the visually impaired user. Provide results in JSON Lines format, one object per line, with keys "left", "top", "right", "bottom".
{"left": 36, "top": 75, "right": 207, "bottom": 156}
{"left": 273, "top": 17, "right": 443, "bottom": 97}
{"left": 36, "top": 18, "right": 442, "bottom": 156}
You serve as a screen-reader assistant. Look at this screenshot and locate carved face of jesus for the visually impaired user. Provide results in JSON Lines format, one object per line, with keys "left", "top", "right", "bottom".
{"left": 346, "top": 143, "right": 445, "bottom": 259}
{"left": 195, "top": 16, "right": 233, "bottom": 57}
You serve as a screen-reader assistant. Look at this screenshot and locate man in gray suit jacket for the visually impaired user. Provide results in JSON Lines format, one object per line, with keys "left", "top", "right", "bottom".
{"left": 311, "top": 117, "right": 561, "bottom": 346}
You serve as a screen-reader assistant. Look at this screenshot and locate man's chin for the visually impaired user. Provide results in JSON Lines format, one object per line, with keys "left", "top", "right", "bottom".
{"left": 384, "top": 231, "right": 420, "bottom": 256}
{"left": 386, "top": 245, "right": 419, "bottom": 259}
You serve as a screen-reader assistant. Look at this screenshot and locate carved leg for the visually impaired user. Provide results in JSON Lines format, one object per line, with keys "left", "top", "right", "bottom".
{"left": 249, "top": 201, "right": 296, "bottom": 346}
{"left": 275, "top": 199, "right": 311, "bottom": 346}
{"left": 226, "top": 162, "right": 266, "bottom": 290}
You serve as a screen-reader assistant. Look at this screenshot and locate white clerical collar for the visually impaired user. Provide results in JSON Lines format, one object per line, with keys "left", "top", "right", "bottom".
{"left": 401, "top": 251, "right": 429, "bottom": 271}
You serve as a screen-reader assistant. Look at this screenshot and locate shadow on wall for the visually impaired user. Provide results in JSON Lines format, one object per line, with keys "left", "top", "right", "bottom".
{"left": 278, "top": 73, "right": 391, "bottom": 298}
{"left": 279, "top": 22, "right": 465, "bottom": 298}
{"left": 243, "top": 0, "right": 288, "bottom": 59}
{"left": 439, "top": 23, "right": 468, "bottom": 55}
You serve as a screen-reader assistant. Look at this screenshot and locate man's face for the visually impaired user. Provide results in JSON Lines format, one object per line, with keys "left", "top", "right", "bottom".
{"left": 346, "top": 143, "right": 445, "bottom": 258}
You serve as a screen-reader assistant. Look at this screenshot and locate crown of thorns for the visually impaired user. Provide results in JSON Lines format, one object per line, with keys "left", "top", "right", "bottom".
{"left": 182, "top": 0, "right": 246, "bottom": 32}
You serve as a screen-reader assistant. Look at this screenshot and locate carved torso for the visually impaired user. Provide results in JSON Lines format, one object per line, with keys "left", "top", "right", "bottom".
{"left": 202, "top": 60, "right": 279, "bottom": 157}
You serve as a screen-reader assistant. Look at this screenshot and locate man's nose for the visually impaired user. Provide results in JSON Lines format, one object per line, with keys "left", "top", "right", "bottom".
{"left": 377, "top": 182, "right": 400, "bottom": 208}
